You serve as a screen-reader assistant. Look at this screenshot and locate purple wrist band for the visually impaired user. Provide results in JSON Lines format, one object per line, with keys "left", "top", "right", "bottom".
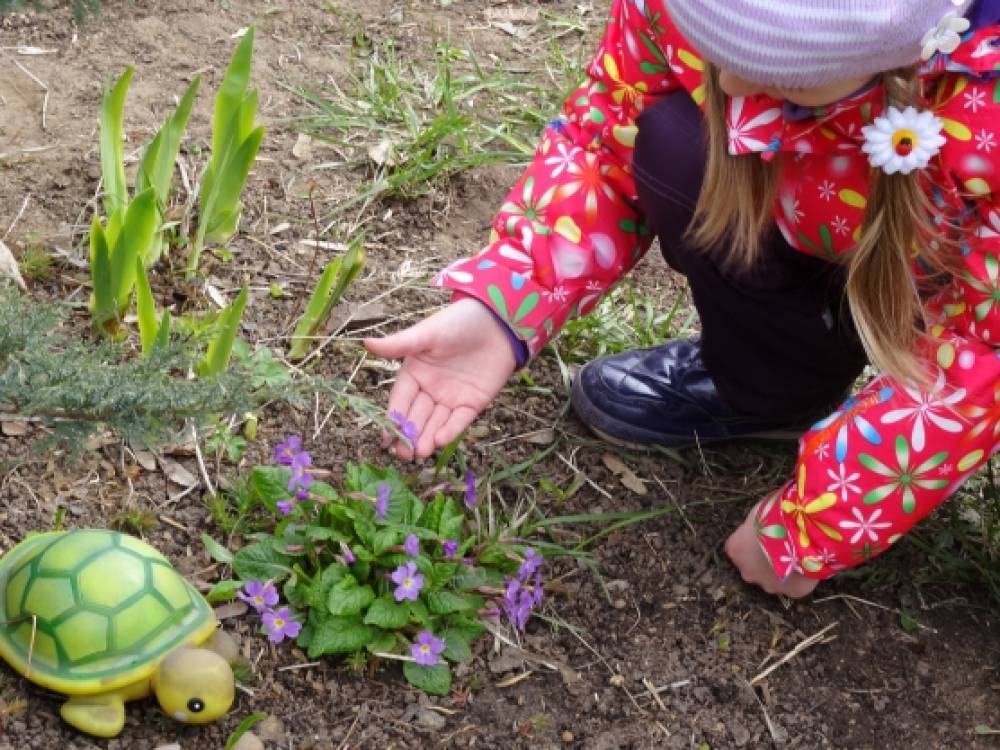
{"left": 485, "top": 308, "right": 529, "bottom": 369}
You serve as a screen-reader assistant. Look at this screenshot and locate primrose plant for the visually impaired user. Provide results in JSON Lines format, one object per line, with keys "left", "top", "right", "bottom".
{"left": 205, "top": 435, "right": 545, "bottom": 695}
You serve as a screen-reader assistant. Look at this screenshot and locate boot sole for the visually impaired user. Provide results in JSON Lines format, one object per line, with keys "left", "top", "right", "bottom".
{"left": 571, "top": 375, "right": 808, "bottom": 452}
{"left": 587, "top": 424, "right": 806, "bottom": 452}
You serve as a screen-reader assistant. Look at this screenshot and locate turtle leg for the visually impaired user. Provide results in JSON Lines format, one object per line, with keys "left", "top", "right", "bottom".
{"left": 60, "top": 692, "right": 126, "bottom": 738}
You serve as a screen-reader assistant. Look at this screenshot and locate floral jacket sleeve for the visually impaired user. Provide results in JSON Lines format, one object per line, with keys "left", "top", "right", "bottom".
{"left": 754, "top": 43, "right": 1000, "bottom": 580}
{"left": 433, "top": 0, "right": 698, "bottom": 355}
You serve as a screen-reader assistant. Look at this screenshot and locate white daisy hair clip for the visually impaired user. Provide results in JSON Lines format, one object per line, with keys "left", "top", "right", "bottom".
{"left": 861, "top": 106, "right": 946, "bottom": 175}
{"left": 920, "top": 6, "right": 971, "bottom": 60}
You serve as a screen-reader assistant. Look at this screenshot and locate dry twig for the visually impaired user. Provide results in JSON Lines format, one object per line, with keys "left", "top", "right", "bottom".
{"left": 750, "top": 621, "right": 838, "bottom": 686}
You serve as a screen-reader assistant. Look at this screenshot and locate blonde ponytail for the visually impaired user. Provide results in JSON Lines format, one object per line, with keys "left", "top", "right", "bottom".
{"left": 688, "top": 65, "right": 777, "bottom": 265}
{"left": 846, "top": 71, "right": 956, "bottom": 387}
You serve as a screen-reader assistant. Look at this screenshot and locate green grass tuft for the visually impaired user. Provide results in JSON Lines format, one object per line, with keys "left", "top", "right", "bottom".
{"left": 294, "top": 37, "right": 585, "bottom": 220}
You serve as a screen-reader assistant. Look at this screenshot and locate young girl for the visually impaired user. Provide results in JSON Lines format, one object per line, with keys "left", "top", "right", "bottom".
{"left": 366, "top": 0, "right": 1000, "bottom": 598}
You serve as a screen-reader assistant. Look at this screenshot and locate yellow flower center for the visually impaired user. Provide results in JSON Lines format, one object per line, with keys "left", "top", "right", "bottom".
{"left": 273, "top": 617, "right": 285, "bottom": 629}
{"left": 403, "top": 577, "right": 413, "bottom": 587}
{"left": 892, "top": 129, "right": 918, "bottom": 155}
{"left": 253, "top": 595, "right": 264, "bottom": 606}
{"left": 419, "top": 645, "right": 431, "bottom": 655}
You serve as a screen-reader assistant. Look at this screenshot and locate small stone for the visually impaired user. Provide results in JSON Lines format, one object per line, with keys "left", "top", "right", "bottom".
{"left": 562, "top": 730, "right": 575, "bottom": 742}
{"left": 609, "top": 674, "right": 625, "bottom": 688}
{"left": 415, "top": 708, "right": 447, "bottom": 730}
{"left": 231, "top": 733, "right": 265, "bottom": 750}
{"left": 154, "top": 745, "right": 181, "bottom": 750}
{"left": 730, "top": 719, "right": 751, "bottom": 747}
{"left": 613, "top": 598, "right": 627, "bottom": 609}
{"left": 256, "top": 715, "right": 286, "bottom": 743}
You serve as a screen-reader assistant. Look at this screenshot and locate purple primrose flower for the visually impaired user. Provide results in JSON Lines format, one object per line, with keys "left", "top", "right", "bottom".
{"left": 404, "top": 533, "right": 420, "bottom": 557}
{"left": 262, "top": 606, "right": 302, "bottom": 644}
{"left": 238, "top": 580, "right": 279, "bottom": 613}
{"left": 276, "top": 499, "right": 295, "bottom": 516}
{"left": 518, "top": 548, "right": 542, "bottom": 579}
{"left": 340, "top": 541, "right": 356, "bottom": 564}
{"left": 273, "top": 435, "right": 302, "bottom": 466}
{"left": 531, "top": 574, "right": 544, "bottom": 607}
{"left": 411, "top": 630, "right": 445, "bottom": 667}
{"left": 441, "top": 539, "right": 459, "bottom": 558}
{"left": 391, "top": 561, "right": 424, "bottom": 602}
{"left": 463, "top": 469, "right": 478, "bottom": 508}
{"left": 389, "top": 410, "right": 420, "bottom": 444}
{"left": 288, "top": 450, "right": 313, "bottom": 493}
{"left": 375, "top": 482, "right": 391, "bottom": 521}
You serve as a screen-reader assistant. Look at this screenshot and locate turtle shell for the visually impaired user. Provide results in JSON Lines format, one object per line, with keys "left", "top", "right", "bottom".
{"left": 0, "top": 529, "right": 216, "bottom": 695}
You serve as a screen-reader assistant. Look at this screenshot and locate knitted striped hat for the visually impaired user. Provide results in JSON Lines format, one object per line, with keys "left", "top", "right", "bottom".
{"left": 665, "top": 0, "right": 976, "bottom": 88}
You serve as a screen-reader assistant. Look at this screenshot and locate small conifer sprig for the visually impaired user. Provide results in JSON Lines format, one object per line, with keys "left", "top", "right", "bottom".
{"left": 0, "top": 289, "right": 376, "bottom": 450}
{"left": 0, "top": 289, "right": 264, "bottom": 446}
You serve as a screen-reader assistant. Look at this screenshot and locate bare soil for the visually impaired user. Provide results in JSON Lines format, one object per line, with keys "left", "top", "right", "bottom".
{"left": 1, "top": 2, "right": 1000, "bottom": 749}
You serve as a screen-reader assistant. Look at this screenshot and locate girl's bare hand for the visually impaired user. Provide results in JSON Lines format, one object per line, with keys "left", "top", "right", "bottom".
{"left": 364, "top": 298, "right": 518, "bottom": 459}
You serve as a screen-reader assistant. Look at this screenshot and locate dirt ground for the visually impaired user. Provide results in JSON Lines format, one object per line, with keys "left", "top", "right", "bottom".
{"left": 2, "top": 1, "right": 1000, "bottom": 749}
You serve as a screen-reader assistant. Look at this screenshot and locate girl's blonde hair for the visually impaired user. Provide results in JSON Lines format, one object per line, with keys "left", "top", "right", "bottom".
{"left": 688, "top": 64, "right": 956, "bottom": 387}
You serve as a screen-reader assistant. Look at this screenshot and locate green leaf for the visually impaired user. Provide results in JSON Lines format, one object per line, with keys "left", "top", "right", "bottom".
{"left": 197, "top": 286, "right": 248, "bottom": 376}
{"left": 288, "top": 239, "right": 365, "bottom": 360}
{"left": 187, "top": 30, "right": 262, "bottom": 278}
{"left": 408, "top": 599, "right": 431, "bottom": 627}
{"left": 326, "top": 576, "right": 375, "bottom": 617}
{"left": 441, "top": 629, "right": 473, "bottom": 663}
{"left": 202, "top": 126, "right": 265, "bottom": 244}
{"left": 453, "top": 565, "right": 492, "bottom": 591}
{"left": 363, "top": 595, "right": 411, "bottom": 629}
{"left": 367, "top": 630, "right": 397, "bottom": 654}
{"left": 353, "top": 517, "right": 376, "bottom": 547}
{"left": 136, "top": 76, "right": 201, "bottom": 215}
{"left": 303, "top": 563, "right": 349, "bottom": 611}
{"left": 249, "top": 466, "right": 292, "bottom": 506}
{"left": 476, "top": 543, "right": 512, "bottom": 567}
{"left": 232, "top": 539, "right": 293, "bottom": 582}
{"left": 372, "top": 528, "right": 398, "bottom": 557}
{"left": 154, "top": 309, "right": 171, "bottom": 349}
{"left": 100, "top": 67, "right": 133, "bottom": 217}
{"left": 89, "top": 218, "right": 114, "bottom": 330}
{"left": 223, "top": 712, "right": 268, "bottom": 750}
{"left": 418, "top": 495, "right": 445, "bottom": 534}
{"left": 307, "top": 616, "right": 374, "bottom": 658}
{"left": 437, "top": 497, "right": 465, "bottom": 540}
{"left": 425, "top": 563, "right": 459, "bottom": 592}
{"left": 201, "top": 533, "right": 234, "bottom": 564}
{"left": 426, "top": 591, "right": 481, "bottom": 615}
{"left": 111, "top": 188, "right": 158, "bottom": 313}
{"left": 445, "top": 617, "right": 485, "bottom": 644}
{"left": 403, "top": 661, "right": 452, "bottom": 695}
{"left": 213, "top": 28, "right": 255, "bottom": 158}
{"left": 134, "top": 258, "right": 158, "bottom": 355}
{"left": 305, "top": 525, "right": 334, "bottom": 541}
{"left": 206, "top": 579, "right": 243, "bottom": 603}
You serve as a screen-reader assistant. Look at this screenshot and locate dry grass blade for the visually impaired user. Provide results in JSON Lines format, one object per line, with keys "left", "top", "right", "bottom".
{"left": 496, "top": 670, "right": 533, "bottom": 688}
{"left": 750, "top": 622, "right": 838, "bottom": 686}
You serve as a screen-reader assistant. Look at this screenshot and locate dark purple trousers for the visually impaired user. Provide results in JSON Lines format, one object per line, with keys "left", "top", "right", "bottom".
{"left": 631, "top": 91, "right": 867, "bottom": 420}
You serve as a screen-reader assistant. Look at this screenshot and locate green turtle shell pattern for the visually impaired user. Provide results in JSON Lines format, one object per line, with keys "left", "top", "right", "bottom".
{"left": 0, "top": 530, "right": 214, "bottom": 691}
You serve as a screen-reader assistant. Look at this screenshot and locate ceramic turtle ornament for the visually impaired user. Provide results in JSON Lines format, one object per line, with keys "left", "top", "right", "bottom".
{"left": 0, "top": 529, "right": 236, "bottom": 737}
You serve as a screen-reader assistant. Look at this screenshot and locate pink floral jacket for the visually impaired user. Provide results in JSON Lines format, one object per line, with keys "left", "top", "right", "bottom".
{"left": 434, "top": 0, "right": 1000, "bottom": 580}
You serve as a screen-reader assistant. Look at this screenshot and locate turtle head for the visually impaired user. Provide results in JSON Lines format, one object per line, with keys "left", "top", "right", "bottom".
{"left": 152, "top": 646, "right": 235, "bottom": 725}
